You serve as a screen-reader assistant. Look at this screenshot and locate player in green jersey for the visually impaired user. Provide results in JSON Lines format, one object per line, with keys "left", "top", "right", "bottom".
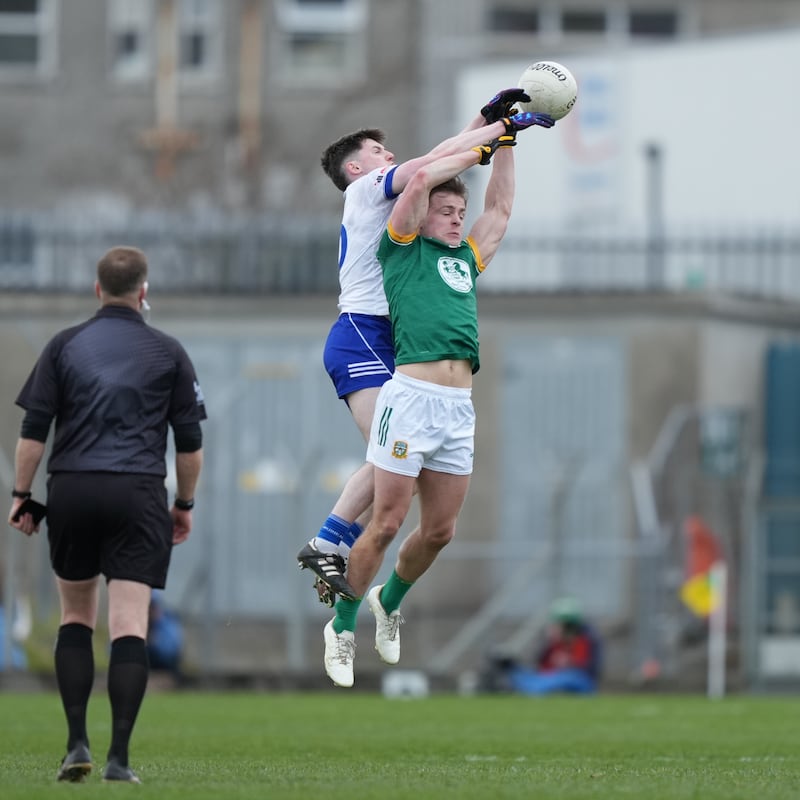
{"left": 321, "top": 115, "right": 555, "bottom": 687}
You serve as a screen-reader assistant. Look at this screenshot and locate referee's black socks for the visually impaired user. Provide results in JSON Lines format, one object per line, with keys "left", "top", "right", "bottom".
{"left": 55, "top": 623, "right": 94, "bottom": 751}
{"left": 107, "top": 635, "right": 149, "bottom": 767}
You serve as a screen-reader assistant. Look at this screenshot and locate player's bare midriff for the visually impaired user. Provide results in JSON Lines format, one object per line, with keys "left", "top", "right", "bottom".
{"left": 397, "top": 359, "right": 472, "bottom": 388}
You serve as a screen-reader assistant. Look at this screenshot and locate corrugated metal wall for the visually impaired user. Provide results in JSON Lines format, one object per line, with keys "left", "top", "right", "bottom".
{"left": 497, "top": 335, "right": 628, "bottom": 618}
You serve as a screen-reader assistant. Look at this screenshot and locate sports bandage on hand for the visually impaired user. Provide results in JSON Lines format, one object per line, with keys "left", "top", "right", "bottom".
{"left": 472, "top": 134, "right": 517, "bottom": 166}
{"left": 480, "top": 88, "right": 532, "bottom": 123}
{"left": 502, "top": 111, "right": 555, "bottom": 133}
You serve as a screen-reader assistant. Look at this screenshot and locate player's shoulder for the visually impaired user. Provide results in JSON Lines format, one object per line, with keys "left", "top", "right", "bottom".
{"left": 145, "top": 324, "right": 189, "bottom": 357}
{"left": 48, "top": 316, "right": 95, "bottom": 354}
{"left": 386, "top": 220, "right": 417, "bottom": 246}
{"left": 346, "top": 166, "right": 395, "bottom": 201}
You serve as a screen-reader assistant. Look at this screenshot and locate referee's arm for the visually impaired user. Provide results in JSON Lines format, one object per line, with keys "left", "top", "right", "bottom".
{"left": 175, "top": 450, "right": 203, "bottom": 509}
{"left": 171, "top": 421, "right": 203, "bottom": 545}
{"left": 8, "top": 436, "right": 47, "bottom": 534}
{"left": 12, "top": 437, "right": 45, "bottom": 496}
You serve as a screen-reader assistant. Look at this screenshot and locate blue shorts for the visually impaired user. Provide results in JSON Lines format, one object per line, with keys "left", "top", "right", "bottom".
{"left": 323, "top": 313, "right": 394, "bottom": 399}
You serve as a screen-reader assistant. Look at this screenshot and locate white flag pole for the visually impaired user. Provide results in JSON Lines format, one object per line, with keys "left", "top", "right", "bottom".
{"left": 707, "top": 561, "right": 727, "bottom": 699}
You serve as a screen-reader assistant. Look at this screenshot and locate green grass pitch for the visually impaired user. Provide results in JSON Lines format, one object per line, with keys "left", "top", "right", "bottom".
{"left": 2, "top": 691, "right": 800, "bottom": 799}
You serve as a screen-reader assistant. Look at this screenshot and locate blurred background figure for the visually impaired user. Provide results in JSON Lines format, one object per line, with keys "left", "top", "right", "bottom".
{"left": 147, "top": 590, "right": 185, "bottom": 685}
{"left": 0, "top": 572, "right": 31, "bottom": 671}
{"left": 481, "top": 597, "right": 602, "bottom": 695}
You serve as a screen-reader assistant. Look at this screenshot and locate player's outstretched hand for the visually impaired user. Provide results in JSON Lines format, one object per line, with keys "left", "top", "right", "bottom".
{"left": 481, "top": 88, "right": 531, "bottom": 123}
{"left": 472, "top": 134, "right": 517, "bottom": 166}
{"left": 503, "top": 111, "right": 556, "bottom": 132}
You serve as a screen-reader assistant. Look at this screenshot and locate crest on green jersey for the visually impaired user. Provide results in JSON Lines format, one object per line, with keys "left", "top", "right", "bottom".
{"left": 437, "top": 257, "right": 472, "bottom": 293}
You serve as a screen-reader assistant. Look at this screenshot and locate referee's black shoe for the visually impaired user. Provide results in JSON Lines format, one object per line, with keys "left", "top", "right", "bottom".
{"left": 297, "top": 541, "right": 357, "bottom": 606}
{"left": 56, "top": 742, "right": 92, "bottom": 782}
{"left": 102, "top": 757, "right": 142, "bottom": 784}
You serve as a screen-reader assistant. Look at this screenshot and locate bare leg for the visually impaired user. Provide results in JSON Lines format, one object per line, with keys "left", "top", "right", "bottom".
{"left": 329, "top": 461, "right": 374, "bottom": 524}
{"left": 395, "top": 470, "right": 470, "bottom": 583}
{"left": 346, "top": 467, "right": 416, "bottom": 597}
{"left": 326, "top": 386, "right": 382, "bottom": 524}
{"left": 346, "top": 386, "right": 381, "bottom": 442}
{"left": 107, "top": 580, "right": 151, "bottom": 640}
{"left": 57, "top": 576, "right": 100, "bottom": 628}
{"left": 300, "top": 387, "right": 381, "bottom": 604}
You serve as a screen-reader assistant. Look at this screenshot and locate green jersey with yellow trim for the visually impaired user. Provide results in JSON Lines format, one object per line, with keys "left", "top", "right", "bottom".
{"left": 377, "top": 228, "right": 484, "bottom": 374}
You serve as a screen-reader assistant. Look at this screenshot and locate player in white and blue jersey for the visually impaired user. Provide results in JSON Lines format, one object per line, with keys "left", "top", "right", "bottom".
{"left": 297, "top": 90, "right": 540, "bottom": 605}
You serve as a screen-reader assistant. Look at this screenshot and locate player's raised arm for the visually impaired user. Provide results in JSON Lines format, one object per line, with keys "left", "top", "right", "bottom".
{"left": 389, "top": 88, "right": 535, "bottom": 194}
{"left": 468, "top": 138, "right": 517, "bottom": 268}
{"left": 388, "top": 149, "right": 484, "bottom": 239}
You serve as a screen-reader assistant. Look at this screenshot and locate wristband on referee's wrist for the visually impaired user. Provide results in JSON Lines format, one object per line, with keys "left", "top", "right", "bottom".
{"left": 12, "top": 489, "right": 32, "bottom": 499}
{"left": 174, "top": 497, "right": 194, "bottom": 511}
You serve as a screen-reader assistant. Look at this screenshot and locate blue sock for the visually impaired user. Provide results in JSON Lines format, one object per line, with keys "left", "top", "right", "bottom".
{"left": 315, "top": 514, "right": 351, "bottom": 550}
{"left": 339, "top": 521, "right": 363, "bottom": 554}
{"left": 342, "top": 522, "right": 364, "bottom": 547}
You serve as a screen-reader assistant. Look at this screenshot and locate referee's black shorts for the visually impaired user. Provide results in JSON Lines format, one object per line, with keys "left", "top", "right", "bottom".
{"left": 46, "top": 472, "right": 174, "bottom": 588}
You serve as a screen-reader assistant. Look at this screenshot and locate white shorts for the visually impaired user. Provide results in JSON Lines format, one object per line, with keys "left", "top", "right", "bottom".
{"left": 366, "top": 371, "right": 475, "bottom": 477}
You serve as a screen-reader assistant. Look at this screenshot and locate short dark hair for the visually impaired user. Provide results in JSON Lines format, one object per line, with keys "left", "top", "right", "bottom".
{"left": 96, "top": 246, "right": 148, "bottom": 297}
{"left": 430, "top": 176, "right": 469, "bottom": 204}
{"left": 321, "top": 128, "right": 385, "bottom": 192}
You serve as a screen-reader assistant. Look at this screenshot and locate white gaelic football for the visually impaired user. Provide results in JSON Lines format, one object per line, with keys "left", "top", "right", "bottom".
{"left": 517, "top": 61, "right": 578, "bottom": 121}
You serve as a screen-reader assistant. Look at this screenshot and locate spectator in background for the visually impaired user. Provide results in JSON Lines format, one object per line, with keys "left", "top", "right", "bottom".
{"left": 509, "top": 597, "right": 601, "bottom": 695}
{"left": 481, "top": 597, "right": 602, "bottom": 695}
{"left": 0, "top": 573, "right": 30, "bottom": 670}
{"left": 146, "top": 590, "right": 185, "bottom": 684}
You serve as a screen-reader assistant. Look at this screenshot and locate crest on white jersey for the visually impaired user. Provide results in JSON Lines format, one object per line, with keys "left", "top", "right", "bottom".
{"left": 373, "top": 167, "right": 389, "bottom": 187}
{"left": 437, "top": 257, "right": 472, "bottom": 293}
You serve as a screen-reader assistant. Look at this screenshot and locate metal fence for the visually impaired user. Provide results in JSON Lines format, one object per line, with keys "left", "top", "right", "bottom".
{"left": 1, "top": 210, "right": 799, "bottom": 299}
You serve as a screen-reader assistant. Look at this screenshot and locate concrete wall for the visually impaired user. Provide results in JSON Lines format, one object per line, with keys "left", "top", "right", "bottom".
{"left": 4, "top": 289, "right": 797, "bottom": 550}
{"left": 4, "top": 289, "right": 799, "bottom": 681}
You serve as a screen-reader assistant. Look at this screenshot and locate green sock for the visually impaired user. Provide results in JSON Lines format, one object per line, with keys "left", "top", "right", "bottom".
{"left": 379, "top": 570, "right": 414, "bottom": 615}
{"left": 333, "top": 596, "right": 361, "bottom": 633}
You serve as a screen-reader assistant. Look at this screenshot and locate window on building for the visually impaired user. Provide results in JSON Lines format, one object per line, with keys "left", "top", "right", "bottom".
{"left": 274, "top": 0, "right": 367, "bottom": 87}
{"left": 0, "top": 215, "right": 35, "bottom": 281}
{"left": 489, "top": 6, "right": 539, "bottom": 33}
{"left": 178, "top": 0, "right": 222, "bottom": 81}
{"left": 562, "top": 8, "right": 607, "bottom": 34}
{"left": 109, "top": 0, "right": 153, "bottom": 81}
{"left": 487, "top": 1, "right": 681, "bottom": 41}
{"left": 629, "top": 8, "right": 677, "bottom": 37}
{"left": 109, "top": 0, "right": 222, "bottom": 84}
{"left": 0, "top": 0, "right": 56, "bottom": 77}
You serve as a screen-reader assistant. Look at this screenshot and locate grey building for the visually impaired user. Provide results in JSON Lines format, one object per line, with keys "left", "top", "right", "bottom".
{"left": 2, "top": 0, "right": 799, "bottom": 217}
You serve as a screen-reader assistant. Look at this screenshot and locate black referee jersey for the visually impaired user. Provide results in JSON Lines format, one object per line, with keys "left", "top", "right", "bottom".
{"left": 16, "top": 304, "right": 207, "bottom": 476}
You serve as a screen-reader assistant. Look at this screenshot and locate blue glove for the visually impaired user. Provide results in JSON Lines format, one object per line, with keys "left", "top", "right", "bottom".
{"left": 503, "top": 111, "right": 555, "bottom": 132}
{"left": 481, "top": 88, "right": 531, "bottom": 123}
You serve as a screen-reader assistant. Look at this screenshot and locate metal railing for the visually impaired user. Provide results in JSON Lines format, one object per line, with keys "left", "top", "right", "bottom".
{"left": 1, "top": 211, "right": 799, "bottom": 299}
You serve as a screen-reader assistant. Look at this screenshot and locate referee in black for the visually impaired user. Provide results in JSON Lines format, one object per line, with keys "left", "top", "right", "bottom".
{"left": 7, "top": 246, "right": 206, "bottom": 784}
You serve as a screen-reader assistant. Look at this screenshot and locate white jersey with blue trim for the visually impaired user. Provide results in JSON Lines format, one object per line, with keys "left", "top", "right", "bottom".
{"left": 337, "top": 165, "right": 398, "bottom": 315}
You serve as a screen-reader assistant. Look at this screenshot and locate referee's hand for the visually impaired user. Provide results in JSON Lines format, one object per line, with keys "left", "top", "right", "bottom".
{"left": 8, "top": 500, "right": 40, "bottom": 536}
{"left": 170, "top": 507, "right": 192, "bottom": 545}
